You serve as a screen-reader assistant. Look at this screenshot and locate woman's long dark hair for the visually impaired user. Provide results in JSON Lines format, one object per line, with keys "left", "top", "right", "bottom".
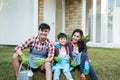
{"left": 71, "top": 29, "right": 87, "bottom": 52}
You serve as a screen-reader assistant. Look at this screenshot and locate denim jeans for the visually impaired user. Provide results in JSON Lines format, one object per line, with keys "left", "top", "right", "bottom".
{"left": 80, "top": 52, "right": 98, "bottom": 80}
{"left": 53, "top": 69, "right": 73, "bottom": 80}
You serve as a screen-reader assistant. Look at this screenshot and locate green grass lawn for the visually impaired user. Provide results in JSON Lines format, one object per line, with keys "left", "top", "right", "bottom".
{"left": 0, "top": 46, "right": 120, "bottom": 80}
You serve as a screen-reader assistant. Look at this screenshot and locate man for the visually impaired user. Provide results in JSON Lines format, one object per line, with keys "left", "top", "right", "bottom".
{"left": 12, "top": 23, "right": 55, "bottom": 80}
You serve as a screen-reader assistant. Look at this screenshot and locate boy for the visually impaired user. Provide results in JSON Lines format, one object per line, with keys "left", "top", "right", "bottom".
{"left": 52, "top": 33, "right": 74, "bottom": 80}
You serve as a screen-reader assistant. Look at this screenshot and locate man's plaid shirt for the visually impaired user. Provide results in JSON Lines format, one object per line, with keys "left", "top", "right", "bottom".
{"left": 15, "top": 36, "right": 55, "bottom": 61}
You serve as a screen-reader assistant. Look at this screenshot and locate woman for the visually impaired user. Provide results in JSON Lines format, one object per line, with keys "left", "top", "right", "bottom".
{"left": 68, "top": 29, "right": 98, "bottom": 80}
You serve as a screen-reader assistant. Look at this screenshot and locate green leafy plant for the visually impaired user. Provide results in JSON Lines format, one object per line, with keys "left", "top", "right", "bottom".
{"left": 67, "top": 34, "right": 72, "bottom": 41}
{"left": 82, "top": 34, "right": 90, "bottom": 43}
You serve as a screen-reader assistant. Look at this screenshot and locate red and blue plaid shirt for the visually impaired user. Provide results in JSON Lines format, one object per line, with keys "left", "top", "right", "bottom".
{"left": 15, "top": 36, "right": 55, "bottom": 61}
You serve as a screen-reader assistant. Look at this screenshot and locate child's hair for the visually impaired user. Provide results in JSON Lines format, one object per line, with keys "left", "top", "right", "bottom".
{"left": 57, "top": 33, "right": 67, "bottom": 40}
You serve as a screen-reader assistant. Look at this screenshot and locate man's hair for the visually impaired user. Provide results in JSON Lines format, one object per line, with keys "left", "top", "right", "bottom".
{"left": 38, "top": 23, "right": 50, "bottom": 31}
{"left": 57, "top": 33, "right": 67, "bottom": 40}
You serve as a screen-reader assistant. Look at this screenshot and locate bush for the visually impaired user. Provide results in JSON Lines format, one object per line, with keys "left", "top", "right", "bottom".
{"left": 82, "top": 34, "right": 90, "bottom": 43}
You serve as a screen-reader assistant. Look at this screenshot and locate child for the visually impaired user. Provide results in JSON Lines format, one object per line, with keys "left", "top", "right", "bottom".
{"left": 52, "top": 33, "right": 74, "bottom": 80}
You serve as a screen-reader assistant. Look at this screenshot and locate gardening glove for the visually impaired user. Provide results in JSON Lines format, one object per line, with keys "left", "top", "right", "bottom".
{"left": 55, "top": 42, "right": 61, "bottom": 49}
{"left": 34, "top": 58, "right": 46, "bottom": 66}
{"left": 71, "top": 61, "right": 76, "bottom": 67}
{"left": 54, "top": 56, "right": 61, "bottom": 62}
{"left": 83, "top": 61, "right": 90, "bottom": 75}
{"left": 21, "top": 54, "right": 29, "bottom": 64}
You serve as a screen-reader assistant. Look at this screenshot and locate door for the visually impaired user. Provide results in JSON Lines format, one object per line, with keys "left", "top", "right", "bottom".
{"left": 44, "top": 0, "right": 56, "bottom": 42}
{"left": 55, "top": 0, "right": 65, "bottom": 41}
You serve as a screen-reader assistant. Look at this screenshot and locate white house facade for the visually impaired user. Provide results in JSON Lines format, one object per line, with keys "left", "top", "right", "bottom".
{"left": 84, "top": 0, "right": 120, "bottom": 48}
{"left": 0, "top": 0, "right": 120, "bottom": 48}
{"left": 0, "top": 0, "right": 38, "bottom": 45}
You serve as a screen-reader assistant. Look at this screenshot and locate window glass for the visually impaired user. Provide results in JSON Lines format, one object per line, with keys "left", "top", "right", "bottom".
{"left": 107, "top": 0, "right": 114, "bottom": 43}
{"left": 116, "top": 0, "right": 120, "bottom": 7}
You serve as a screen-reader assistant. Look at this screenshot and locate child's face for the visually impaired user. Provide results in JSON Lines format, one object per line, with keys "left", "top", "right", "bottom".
{"left": 58, "top": 37, "right": 67, "bottom": 46}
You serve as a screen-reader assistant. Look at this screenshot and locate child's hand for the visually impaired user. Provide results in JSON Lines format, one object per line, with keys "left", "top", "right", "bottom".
{"left": 54, "top": 57, "right": 61, "bottom": 62}
{"left": 34, "top": 58, "right": 45, "bottom": 66}
{"left": 71, "top": 61, "right": 76, "bottom": 67}
{"left": 21, "top": 54, "right": 29, "bottom": 64}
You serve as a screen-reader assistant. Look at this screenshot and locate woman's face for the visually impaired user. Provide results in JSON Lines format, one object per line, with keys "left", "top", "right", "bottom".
{"left": 72, "top": 32, "right": 81, "bottom": 43}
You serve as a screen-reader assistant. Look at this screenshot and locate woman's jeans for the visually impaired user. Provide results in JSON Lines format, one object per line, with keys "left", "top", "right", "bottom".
{"left": 80, "top": 52, "right": 98, "bottom": 80}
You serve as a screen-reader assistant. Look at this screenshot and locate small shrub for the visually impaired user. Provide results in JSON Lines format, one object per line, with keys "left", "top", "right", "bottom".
{"left": 67, "top": 34, "right": 72, "bottom": 41}
{"left": 82, "top": 34, "right": 90, "bottom": 43}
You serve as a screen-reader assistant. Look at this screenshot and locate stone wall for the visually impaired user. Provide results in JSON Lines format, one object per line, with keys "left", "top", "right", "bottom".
{"left": 65, "top": 0, "right": 82, "bottom": 34}
{"left": 38, "top": 0, "right": 44, "bottom": 25}
{"left": 38, "top": 0, "right": 82, "bottom": 34}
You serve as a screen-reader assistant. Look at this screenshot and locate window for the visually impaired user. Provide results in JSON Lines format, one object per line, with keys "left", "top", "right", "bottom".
{"left": 116, "top": 0, "right": 120, "bottom": 7}
{"left": 107, "top": 0, "right": 114, "bottom": 43}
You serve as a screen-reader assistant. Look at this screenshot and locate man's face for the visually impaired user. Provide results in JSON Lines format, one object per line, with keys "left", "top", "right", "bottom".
{"left": 58, "top": 37, "right": 67, "bottom": 46}
{"left": 38, "top": 29, "right": 49, "bottom": 41}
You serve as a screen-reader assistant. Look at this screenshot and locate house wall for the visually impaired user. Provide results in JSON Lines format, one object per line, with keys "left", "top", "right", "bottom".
{"left": 65, "top": 0, "right": 82, "bottom": 34}
{"left": 87, "top": 0, "right": 120, "bottom": 48}
{"left": 38, "top": 0, "right": 82, "bottom": 35}
{"left": 0, "top": 0, "right": 37, "bottom": 45}
{"left": 38, "top": 0, "right": 44, "bottom": 25}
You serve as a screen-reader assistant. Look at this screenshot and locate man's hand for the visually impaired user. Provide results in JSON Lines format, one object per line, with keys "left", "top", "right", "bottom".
{"left": 54, "top": 57, "right": 61, "bottom": 62}
{"left": 71, "top": 61, "right": 76, "bottom": 67}
{"left": 34, "top": 58, "right": 46, "bottom": 66}
{"left": 21, "top": 54, "right": 29, "bottom": 64}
